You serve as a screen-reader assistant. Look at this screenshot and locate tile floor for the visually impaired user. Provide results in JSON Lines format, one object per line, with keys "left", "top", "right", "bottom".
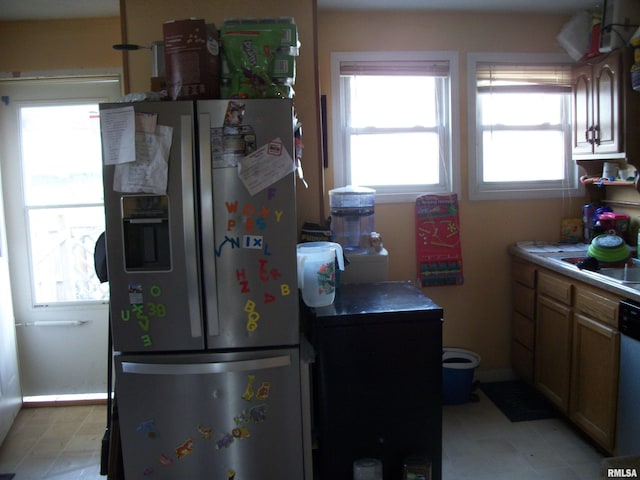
{"left": 442, "top": 391, "right": 604, "bottom": 480}
{"left": 0, "top": 404, "right": 105, "bottom": 479}
{"left": 0, "top": 391, "right": 605, "bottom": 479}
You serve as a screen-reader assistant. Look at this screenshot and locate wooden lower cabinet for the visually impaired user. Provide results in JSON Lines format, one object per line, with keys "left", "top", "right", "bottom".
{"left": 511, "top": 260, "right": 536, "bottom": 382}
{"left": 535, "top": 293, "right": 573, "bottom": 413}
{"left": 512, "top": 260, "right": 621, "bottom": 454}
{"left": 571, "top": 284, "right": 621, "bottom": 454}
{"left": 571, "top": 313, "right": 620, "bottom": 452}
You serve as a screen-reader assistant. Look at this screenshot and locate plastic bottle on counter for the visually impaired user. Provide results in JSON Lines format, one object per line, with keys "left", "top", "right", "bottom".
{"left": 583, "top": 203, "right": 597, "bottom": 243}
{"left": 631, "top": 26, "right": 640, "bottom": 91}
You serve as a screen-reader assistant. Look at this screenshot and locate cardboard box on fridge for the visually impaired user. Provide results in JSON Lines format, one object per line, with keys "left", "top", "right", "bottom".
{"left": 163, "top": 18, "right": 221, "bottom": 100}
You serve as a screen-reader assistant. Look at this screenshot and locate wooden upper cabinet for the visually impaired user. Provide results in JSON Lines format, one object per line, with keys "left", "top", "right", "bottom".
{"left": 572, "top": 47, "right": 640, "bottom": 186}
{"left": 593, "top": 55, "right": 621, "bottom": 154}
{"left": 572, "top": 50, "right": 622, "bottom": 157}
{"left": 572, "top": 64, "right": 592, "bottom": 155}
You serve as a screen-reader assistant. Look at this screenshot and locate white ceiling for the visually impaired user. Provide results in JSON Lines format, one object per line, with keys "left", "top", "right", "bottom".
{"left": 0, "top": 0, "right": 599, "bottom": 21}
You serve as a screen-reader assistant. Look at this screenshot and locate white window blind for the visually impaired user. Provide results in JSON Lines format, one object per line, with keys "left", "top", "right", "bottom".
{"left": 468, "top": 53, "right": 579, "bottom": 201}
{"left": 339, "top": 60, "right": 450, "bottom": 77}
{"left": 331, "top": 51, "right": 459, "bottom": 202}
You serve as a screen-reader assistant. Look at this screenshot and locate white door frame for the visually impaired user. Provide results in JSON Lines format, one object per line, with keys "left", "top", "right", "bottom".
{"left": 0, "top": 74, "right": 121, "bottom": 400}
{"left": 0, "top": 159, "right": 21, "bottom": 444}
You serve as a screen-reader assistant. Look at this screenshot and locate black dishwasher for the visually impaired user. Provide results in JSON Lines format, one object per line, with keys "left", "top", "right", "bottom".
{"left": 304, "top": 282, "right": 443, "bottom": 480}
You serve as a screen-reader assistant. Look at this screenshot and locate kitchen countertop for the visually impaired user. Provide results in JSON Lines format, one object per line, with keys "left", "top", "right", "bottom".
{"left": 509, "top": 241, "right": 640, "bottom": 303}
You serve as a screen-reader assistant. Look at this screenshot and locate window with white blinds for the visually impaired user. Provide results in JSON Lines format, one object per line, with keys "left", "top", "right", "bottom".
{"left": 468, "top": 53, "right": 580, "bottom": 200}
{"left": 331, "top": 51, "right": 460, "bottom": 202}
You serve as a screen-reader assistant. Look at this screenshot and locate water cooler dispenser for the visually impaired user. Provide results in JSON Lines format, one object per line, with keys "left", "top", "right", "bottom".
{"left": 329, "top": 185, "right": 388, "bottom": 284}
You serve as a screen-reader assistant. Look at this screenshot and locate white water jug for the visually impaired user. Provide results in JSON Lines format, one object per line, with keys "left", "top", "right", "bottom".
{"left": 296, "top": 242, "right": 344, "bottom": 307}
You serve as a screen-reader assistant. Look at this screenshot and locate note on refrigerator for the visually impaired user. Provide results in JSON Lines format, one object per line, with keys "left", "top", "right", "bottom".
{"left": 238, "top": 138, "right": 295, "bottom": 196}
{"left": 113, "top": 125, "right": 173, "bottom": 194}
{"left": 100, "top": 106, "right": 136, "bottom": 165}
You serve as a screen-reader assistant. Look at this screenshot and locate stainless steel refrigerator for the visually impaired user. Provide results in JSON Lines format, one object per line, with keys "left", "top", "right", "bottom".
{"left": 100, "top": 99, "right": 307, "bottom": 479}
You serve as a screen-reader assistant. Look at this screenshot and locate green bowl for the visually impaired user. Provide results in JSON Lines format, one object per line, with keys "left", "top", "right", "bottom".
{"left": 588, "top": 234, "right": 630, "bottom": 264}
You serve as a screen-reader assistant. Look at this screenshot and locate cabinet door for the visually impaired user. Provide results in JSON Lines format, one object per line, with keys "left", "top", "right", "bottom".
{"left": 572, "top": 64, "right": 593, "bottom": 155}
{"left": 570, "top": 313, "right": 619, "bottom": 453}
{"left": 511, "top": 260, "right": 536, "bottom": 383}
{"left": 513, "top": 282, "right": 535, "bottom": 318}
{"left": 535, "top": 295, "right": 573, "bottom": 412}
{"left": 512, "top": 338, "right": 534, "bottom": 384}
{"left": 593, "top": 53, "right": 621, "bottom": 154}
{"left": 313, "top": 316, "right": 442, "bottom": 480}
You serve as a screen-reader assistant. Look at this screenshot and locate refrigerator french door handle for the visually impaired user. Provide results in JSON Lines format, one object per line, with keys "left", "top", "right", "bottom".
{"left": 197, "top": 112, "right": 221, "bottom": 337}
{"left": 121, "top": 354, "right": 291, "bottom": 375}
{"left": 181, "top": 114, "right": 203, "bottom": 338}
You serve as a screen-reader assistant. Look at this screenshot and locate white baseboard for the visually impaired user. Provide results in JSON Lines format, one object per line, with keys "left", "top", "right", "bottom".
{"left": 22, "top": 393, "right": 109, "bottom": 407}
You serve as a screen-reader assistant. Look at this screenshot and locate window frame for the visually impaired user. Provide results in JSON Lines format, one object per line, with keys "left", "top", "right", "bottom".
{"left": 331, "top": 50, "right": 460, "bottom": 203}
{"left": 467, "top": 52, "right": 583, "bottom": 201}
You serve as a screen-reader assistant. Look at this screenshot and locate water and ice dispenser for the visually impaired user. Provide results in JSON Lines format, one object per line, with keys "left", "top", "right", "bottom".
{"left": 121, "top": 195, "right": 171, "bottom": 271}
{"left": 329, "top": 186, "right": 388, "bottom": 283}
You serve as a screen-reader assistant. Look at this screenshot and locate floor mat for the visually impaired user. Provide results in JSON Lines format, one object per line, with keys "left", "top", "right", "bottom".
{"left": 480, "top": 380, "right": 557, "bottom": 422}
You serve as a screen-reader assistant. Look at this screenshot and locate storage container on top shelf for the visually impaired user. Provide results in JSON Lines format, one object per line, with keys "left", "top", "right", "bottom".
{"left": 329, "top": 186, "right": 375, "bottom": 253}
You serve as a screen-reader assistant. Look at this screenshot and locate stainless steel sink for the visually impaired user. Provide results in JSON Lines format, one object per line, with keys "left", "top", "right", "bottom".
{"left": 599, "top": 261, "right": 640, "bottom": 284}
{"left": 549, "top": 256, "right": 640, "bottom": 284}
{"left": 559, "top": 257, "right": 585, "bottom": 265}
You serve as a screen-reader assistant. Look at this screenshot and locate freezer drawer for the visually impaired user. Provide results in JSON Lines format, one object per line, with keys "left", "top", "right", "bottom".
{"left": 115, "top": 348, "right": 304, "bottom": 479}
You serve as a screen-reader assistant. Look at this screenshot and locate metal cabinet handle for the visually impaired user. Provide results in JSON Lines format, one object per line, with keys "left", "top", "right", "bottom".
{"left": 121, "top": 354, "right": 292, "bottom": 375}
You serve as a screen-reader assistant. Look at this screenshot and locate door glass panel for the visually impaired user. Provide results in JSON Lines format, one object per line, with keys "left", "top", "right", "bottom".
{"left": 28, "top": 206, "right": 107, "bottom": 304}
{"left": 20, "top": 105, "right": 104, "bottom": 205}
{"left": 19, "top": 103, "right": 108, "bottom": 305}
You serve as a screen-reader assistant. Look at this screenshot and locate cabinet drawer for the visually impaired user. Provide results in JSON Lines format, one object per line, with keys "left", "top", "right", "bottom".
{"left": 574, "top": 286, "right": 621, "bottom": 328}
{"left": 538, "top": 270, "right": 572, "bottom": 305}
{"left": 513, "top": 282, "right": 535, "bottom": 318}
{"left": 511, "top": 339, "right": 533, "bottom": 384}
{"left": 513, "top": 260, "right": 536, "bottom": 288}
{"left": 513, "top": 311, "right": 535, "bottom": 349}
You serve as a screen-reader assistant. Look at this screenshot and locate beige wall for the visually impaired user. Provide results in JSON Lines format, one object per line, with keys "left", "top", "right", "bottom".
{"left": 318, "top": 10, "right": 589, "bottom": 372}
{"left": 0, "top": 6, "right": 604, "bottom": 375}
{"left": 0, "top": 17, "right": 122, "bottom": 73}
